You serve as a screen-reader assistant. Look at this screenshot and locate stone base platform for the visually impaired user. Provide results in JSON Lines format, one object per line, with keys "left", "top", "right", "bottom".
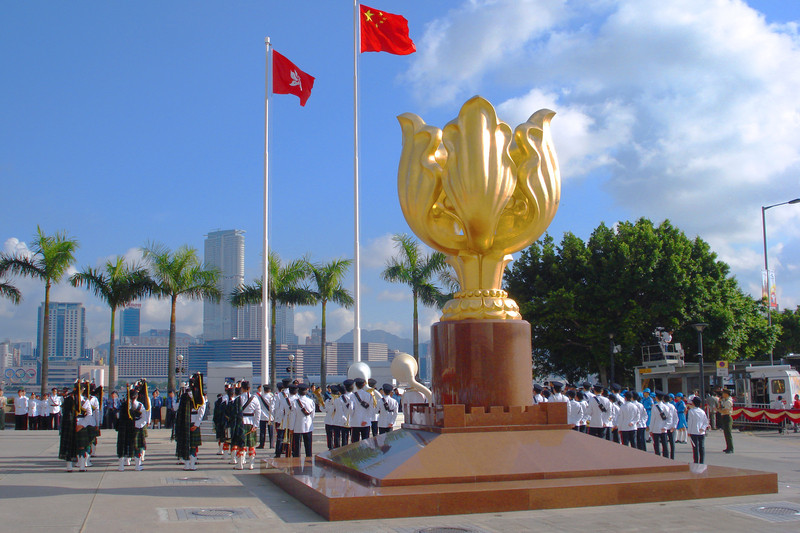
{"left": 261, "top": 428, "right": 777, "bottom": 521}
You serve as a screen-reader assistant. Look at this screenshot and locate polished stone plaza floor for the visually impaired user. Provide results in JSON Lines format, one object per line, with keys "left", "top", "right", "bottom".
{"left": 0, "top": 416, "right": 799, "bottom": 532}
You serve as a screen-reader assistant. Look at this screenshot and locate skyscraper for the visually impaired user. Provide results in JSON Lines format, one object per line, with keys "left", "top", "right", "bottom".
{"left": 119, "top": 304, "right": 141, "bottom": 342}
{"left": 36, "top": 302, "right": 87, "bottom": 360}
{"left": 203, "top": 229, "right": 245, "bottom": 340}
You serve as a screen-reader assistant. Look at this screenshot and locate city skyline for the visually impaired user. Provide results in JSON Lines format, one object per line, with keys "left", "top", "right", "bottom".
{"left": 2, "top": 1, "right": 800, "bottom": 351}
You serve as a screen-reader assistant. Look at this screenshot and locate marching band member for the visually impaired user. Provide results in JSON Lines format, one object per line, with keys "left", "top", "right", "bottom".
{"left": 332, "top": 384, "right": 351, "bottom": 448}
{"left": 87, "top": 382, "right": 102, "bottom": 463}
{"left": 367, "top": 378, "right": 381, "bottom": 437}
{"left": 256, "top": 385, "right": 272, "bottom": 449}
{"left": 350, "top": 378, "right": 372, "bottom": 442}
{"left": 377, "top": 383, "right": 398, "bottom": 434}
{"left": 274, "top": 380, "right": 293, "bottom": 458}
{"left": 231, "top": 380, "right": 261, "bottom": 470}
{"left": 49, "top": 387, "right": 62, "bottom": 430}
{"left": 292, "top": 384, "right": 315, "bottom": 457}
{"left": 321, "top": 385, "right": 337, "bottom": 449}
{"left": 74, "top": 382, "right": 94, "bottom": 471}
{"left": 175, "top": 373, "right": 206, "bottom": 470}
{"left": 58, "top": 387, "right": 79, "bottom": 471}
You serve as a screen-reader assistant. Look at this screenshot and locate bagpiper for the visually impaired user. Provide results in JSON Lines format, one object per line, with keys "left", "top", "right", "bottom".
{"left": 175, "top": 372, "right": 206, "bottom": 470}
{"left": 58, "top": 385, "right": 79, "bottom": 472}
{"left": 117, "top": 381, "right": 150, "bottom": 471}
{"left": 74, "top": 381, "right": 94, "bottom": 471}
{"left": 230, "top": 380, "right": 261, "bottom": 470}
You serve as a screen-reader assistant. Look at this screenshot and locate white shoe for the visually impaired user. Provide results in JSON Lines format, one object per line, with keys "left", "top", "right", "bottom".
{"left": 66, "top": 461, "right": 74, "bottom": 472}
{"left": 189, "top": 456, "right": 197, "bottom": 471}
{"left": 125, "top": 458, "right": 131, "bottom": 466}
{"left": 135, "top": 457, "right": 143, "bottom": 471}
{"left": 78, "top": 456, "right": 87, "bottom": 472}
{"left": 234, "top": 453, "right": 244, "bottom": 470}
{"left": 118, "top": 458, "right": 125, "bottom": 472}
{"left": 249, "top": 455, "right": 255, "bottom": 470}
{"left": 85, "top": 456, "right": 93, "bottom": 467}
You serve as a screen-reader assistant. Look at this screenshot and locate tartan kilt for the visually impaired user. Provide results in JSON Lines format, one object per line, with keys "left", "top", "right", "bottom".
{"left": 76, "top": 426, "right": 92, "bottom": 454}
{"left": 243, "top": 424, "right": 258, "bottom": 448}
{"left": 133, "top": 428, "right": 146, "bottom": 453}
{"left": 190, "top": 427, "right": 203, "bottom": 448}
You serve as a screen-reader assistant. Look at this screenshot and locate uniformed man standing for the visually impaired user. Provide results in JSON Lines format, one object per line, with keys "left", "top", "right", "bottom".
{"left": 231, "top": 380, "right": 261, "bottom": 470}
{"left": 719, "top": 389, "right": 734, "bottom": 454}
{"left": 587, "top": 384, "right": 611, "bottom": 438}
{"left": 367, "top": 378, "right": 381, "bottom": 437}
{"left": 549, "top": 381, "right": 567, "bottom": 402}
{"left": 351, "top": 378, "right": 373, "bottom": 442}
{"left": 292, "top": 384, "right": 315, "bottom": 457}
{"left": 377, "top": 383, "right": 399, "bottom": 433}
{"left": 74, "top": 383, "right": 94, "bottom": 471}
{"left": 334, "top": 381, "right": 354, "bottom": 447}
{"left": 566, "top": 390, "right": 583, "bottom": 430}
{"left": 175, "top": 373, "right": 206, "bottom": 471}
{"left": 533, "top": 384, "right": 546, "bottom": 404}
{"left": 649, "top": 391, "right": 669, "bottom": 458}
{"left": 58, "top": 387, "right": 78, "bottom": 471}
{"left": 49, "top": 387, "right": 62, "bottom": 430}
{"left": 616, "top": 391, "right": 639, "bottom": 446}
{"left": 274, "top": 381, "right": 293, "bottom": 458}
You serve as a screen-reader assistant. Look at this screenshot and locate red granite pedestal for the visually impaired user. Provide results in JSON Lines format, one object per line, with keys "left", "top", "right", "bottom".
{"left": 261, "top": 320, "right": 777, "bottom": 521}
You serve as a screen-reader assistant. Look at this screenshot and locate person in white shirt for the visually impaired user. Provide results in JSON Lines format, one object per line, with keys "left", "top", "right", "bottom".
{"left": 664, "top": 393, "right": 678, "bottom": 459}
{"left": 616, "top": 392, "right": 639, "bottom": 447}
{"left": 321, "top": 385, "right": 337, "bottom": 449}
{"left": 0, "top": 388, "right": 7, "bottom": 431}
{"left": 566, "top": 390, "right": 583, "bottom": 430}
{"left": 292, "top": 384, "right": 316, "bottom": 457}
{"left": 575, "top": 391, "right": 589, "bottom": 433}
{"left": 649, "top": 392, "right": 670, "bottom": 458}
{"left": 770, "top": 395, "right": 787, "bottom": 433}
{"left": 332, "top": 383, "right": 352, "bottom": 448}
{"left": 75, "top": 386, "right": 94, "bottom": 471}
{"left": 634, "top": 393, "right": 649, "bottom": 451}
{"left": 587, "top": 384, "right": 611, "bottom": 438}
{"left": 41, "top": 392, "right": 53, "bottom": 430}
{"left": 608, "top": 393, "right": 620, "bottom": 443}
{"left": 549, "top": 381, "right": 568, "bottom": 403}
{"left": 29, "top": 393, "right": 41, "bottom": 430}
{"left": 15, "top": 389, "right": 29, "bottom": 430}
{"left": 49, "top": 388, "right": 62, "bottom": 430}
{"left": 256, "top": 384, "right": 273, "bottom": 449}
{"left": 232, "top": 380, "right": 261, "bottom": 470}
{"left": 377, "top": 383, "right": 399, "bottom": 433}
{"left": 686, "top": 397, "right": 710, "bottom": 463}
{"left": 367, "top": 378, "right": 381, "bottom": 437}
{"left": 350, "top": 378, "right": 373, "bottom": 442}
{"left": 274, "top": 380, "right": 294, "bottom": 458}
{"left": 533, "top": 384, "right": 546, "bottom": 404}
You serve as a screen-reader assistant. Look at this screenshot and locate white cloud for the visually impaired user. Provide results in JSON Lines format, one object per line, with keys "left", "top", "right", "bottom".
{"left": 377, "top": 290, "right": 410, "bottom": 302}
{"left": 328, "top": 307, "right": 354, "bottom": 341}
{"left": 406, "top": 0, "right": 800, "bottom": 304}
{"left": 293, "top": 309, "right": 318, "bottom": 342}
{"left": 361, "top": 234, "right": 397, "bottom": 269}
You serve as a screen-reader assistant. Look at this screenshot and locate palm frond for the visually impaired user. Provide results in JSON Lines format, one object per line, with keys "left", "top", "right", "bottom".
{"left": 0, "top": 281, "right": 22, "bottom": 304}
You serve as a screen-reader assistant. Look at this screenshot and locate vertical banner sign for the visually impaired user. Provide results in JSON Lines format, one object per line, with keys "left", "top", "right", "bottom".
{"left": 762, "top": 269, "right": 768, "bottom": 303}
{"left": 716, "top": 361, "right": 729, "bottom": 377}
{"left": 768, "top": 270, "right": 778, "bottom": 309}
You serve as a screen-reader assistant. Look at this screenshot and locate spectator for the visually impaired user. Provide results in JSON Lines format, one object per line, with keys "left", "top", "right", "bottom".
{"left": 164, "top": 390, "right": 177, "bottom": 429}
{"left": 705, "top": 391, "right": 719, "bottom": 430}
{"left": 0, "top": 388, "right": 6, "bottom": 430}
{"left": 107, "top": 391, "right": 120, "bottom": 430}
{"left": 792, "top": 394, "right": 800, "bottom": 433}
{"left": 687, "top": 397, "right": 710, "bottom": 464}
{"left": 150, "top": 389, "right": 163, "bottom": 429}
{"left": 770, "top": 395, "right": 786, "bottom": 434}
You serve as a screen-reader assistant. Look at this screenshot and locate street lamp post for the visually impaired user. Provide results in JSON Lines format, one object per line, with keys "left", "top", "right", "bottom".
{"left": 176, "top": 354, "right": 185, "bottom": 388}
{"left": 761, "top": 198, "right": 800, "bottom": 365}
{"left": 288, "top": 353, "right": 295, "bottom": 383}
{"left": 692, "top": 323, "right": 708, "bottom": 403}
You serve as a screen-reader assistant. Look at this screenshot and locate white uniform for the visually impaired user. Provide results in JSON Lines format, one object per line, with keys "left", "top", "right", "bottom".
{"left": 567, "top": 399, "right": 583, "bottom": 427}
{"left": 377, "top": 394, "right": 399, "bottom": 430}
{"left": 687, "top": 406, "right": 709, "bottom": 435}
{"left": 635, "top": 400, "right": 648, "bottom": 430}
{"left": 550, "top": 392, "right": 568, "bottom": 403}
{"left": 649, "top": 402, "right": 668, "bottom": 433}
{"left": 351, "top": 388, "right": 373, "bottom": 429}
{"left": 616, "top": 401, "right": 639, "bottom": 431}
{"left": 50, "top": 394, "right": 62, "bottom": 415}
{"left": 29, "top": 398, "right": 40, "bottom": 418}
{"left": 15, "top": 395, "right": 29, "bottom": 415}
{"left": 76, "top": 396, "right": 94, "bottom": 428}
{"left": 587, "top": 395, "right": 611, "bottom": 428}
{"left": 239, "top": 392, "right": 262, "bottom": 427}
{"left": 293, "top": 395, "right": 315, "bottom": 434}
{"left": 322, "top": 395, "right": 336, "bottom": 425}
{"left": 88, "top": 396, "right": 101, "bottom": 428}
{"left": 131, "top": 400, "right": 150, "bottom": 429}
{"left": 665, "top": 401, "right": 678, "bottom": 432}
{"left": 533, "top": 393, "right": 546, "bottom": 404}
{"left": 332, "top": 394, "right": 350, "bottom": 428}
{"left": 191, "top": 402, "right": 206, "bottom": 426}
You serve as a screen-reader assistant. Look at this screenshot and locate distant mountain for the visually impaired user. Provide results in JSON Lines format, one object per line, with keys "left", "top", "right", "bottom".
{"left": 335, "top": 329, "right": 428, "bottom": 356}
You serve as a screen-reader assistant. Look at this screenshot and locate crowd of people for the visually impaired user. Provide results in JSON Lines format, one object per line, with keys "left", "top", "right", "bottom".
{"left": 533, "top": 381, "right": 722, "bottom": 464}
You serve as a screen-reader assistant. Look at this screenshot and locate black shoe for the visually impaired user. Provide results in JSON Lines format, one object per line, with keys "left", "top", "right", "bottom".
{"left": 724, "top": 450, "right": 733, "bottom": 454}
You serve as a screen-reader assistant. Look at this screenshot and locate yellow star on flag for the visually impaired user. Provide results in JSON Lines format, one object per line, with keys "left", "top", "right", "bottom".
{"left": 364, "top": 9, "right": 374, "bottom": 23}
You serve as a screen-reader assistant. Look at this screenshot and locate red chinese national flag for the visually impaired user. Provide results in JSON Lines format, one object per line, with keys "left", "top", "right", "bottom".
{"left": 272, "top": 50, "right": 315, "bottom": 106}
{"left": 360, "top": 4, "right": 416, "bottom": 55}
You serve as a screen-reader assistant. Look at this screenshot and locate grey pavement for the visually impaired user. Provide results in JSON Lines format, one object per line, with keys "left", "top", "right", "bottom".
{"left": 1, "top": 418, "right": 799, "bottom": 533}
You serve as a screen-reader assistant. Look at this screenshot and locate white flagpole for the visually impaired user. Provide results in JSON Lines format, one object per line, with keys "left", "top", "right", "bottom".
{"left": 353, "top": 1, "right": 362, "bottom": 363}
{"left": 262, "top": 37, "right": 271, "bottom": 385}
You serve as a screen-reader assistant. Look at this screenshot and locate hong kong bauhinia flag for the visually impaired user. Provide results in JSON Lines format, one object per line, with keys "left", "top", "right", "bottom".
{"left": 272, "top": 50, "right": 315, "bottom": 106}
{"left": 360, "top": 4, "right": 416, "bottom": 55}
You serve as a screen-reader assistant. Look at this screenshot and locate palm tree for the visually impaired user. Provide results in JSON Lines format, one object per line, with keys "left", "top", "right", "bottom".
{"left": 70, "top": 257, "right": 155, "bottom": 389}
{"left": 0, "top": 281, "right": 22, "bottom": 304}
{"left": 231, "top": 251, "right": 315, "bottom": 386}
{"left": 142, "top": 243, "right": 220, "bottom": 392}
{"left": 0, "top": 226, "right": 78, "bottom": 394}
{"left": 381, "top": 234, "right": 447, "bottom": 362}
{"left": 308, "top": 259, "right": 354, "bottom": 390}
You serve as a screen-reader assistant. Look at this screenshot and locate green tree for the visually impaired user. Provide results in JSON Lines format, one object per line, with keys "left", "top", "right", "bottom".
{"left": 774, "top": 306, "right": 800, "bottom": 356}
{"left": 381, "top": 234, "right": 447, "bottom": 362}
{"left": 0, "top": 227, "right": 78, "bottom": 395}
{"left": 142, "top": 243, "right": 220, "bottom": 392}
{"left": 70, "top": 257, "right": 155, "bottom": 388}
{"left": 308, "top": 259, "right": 354, "bottom": 390}
{"left": 231, "top": 251, "right": 315, "bottom": 386}
{"left": 505, "top": 218, "right": 772, "bottom": 385}
{"left": 0, "top": 280, "right": 21, "bottom": 304}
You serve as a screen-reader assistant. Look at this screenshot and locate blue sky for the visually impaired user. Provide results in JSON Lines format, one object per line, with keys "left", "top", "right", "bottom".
{"left": 2, "top": 0, "right": 800, "bottom": 350}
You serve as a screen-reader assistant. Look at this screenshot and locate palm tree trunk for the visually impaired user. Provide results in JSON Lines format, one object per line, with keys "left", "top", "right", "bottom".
{"left": 412, "top": 289, "right": 419, "bottom": 363}
{"left": 40, "top": 280, "right": 51, "bottom": 396}
{"left": 108, "top": 306, "right": 117, "bottom": 389}
{"left": 168, "top": 294, "right": 177, "bottom": 393}
{"left": 320, "top": 300, "right": 327, "bottom": 391}
{"left": 270, "top": 299, "right": 278, "bottom": 386}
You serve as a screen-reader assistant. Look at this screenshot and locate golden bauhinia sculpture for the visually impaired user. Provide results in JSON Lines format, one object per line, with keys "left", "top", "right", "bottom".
{"left": 397, "top": 96, "right": 561, "bottom": 321}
